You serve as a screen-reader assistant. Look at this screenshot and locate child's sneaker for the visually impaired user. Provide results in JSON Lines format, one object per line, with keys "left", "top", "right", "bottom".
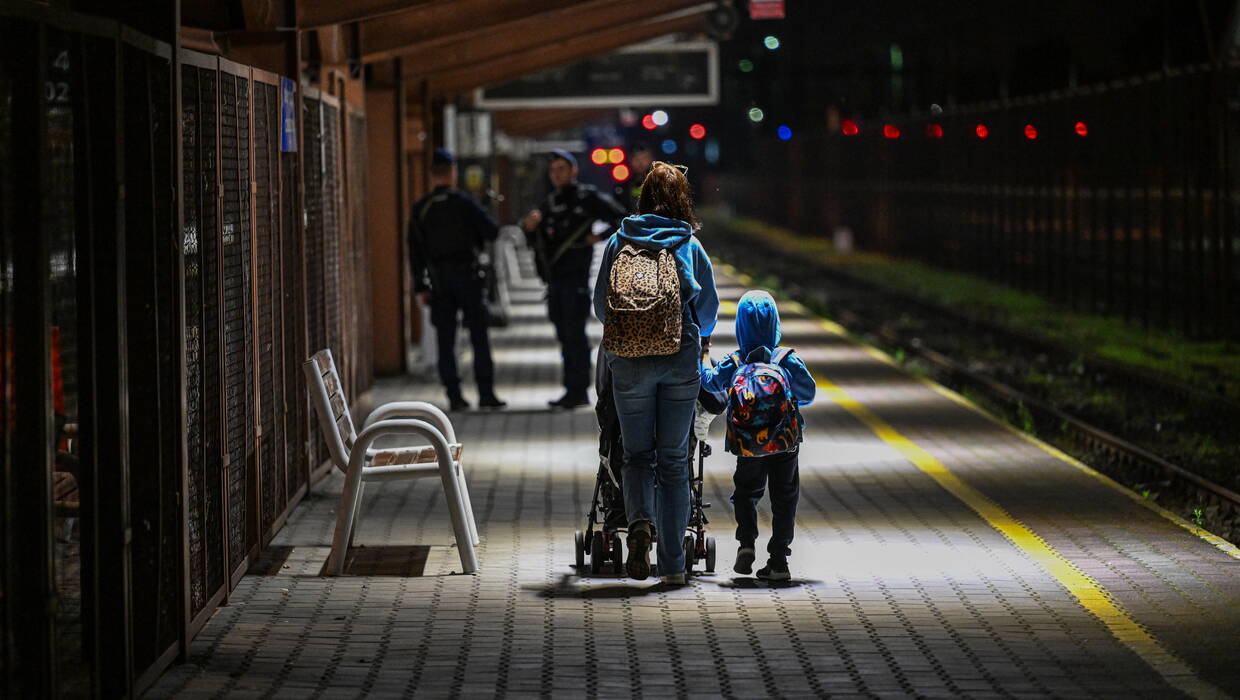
{"left": 626, "top": 521, "right": 653, "bottom": 580}
{"left": 756, "top": 560, "right": 790, "bottom": 581}
{"left": 734, "top": 546, "right": 756, "bottom": 575}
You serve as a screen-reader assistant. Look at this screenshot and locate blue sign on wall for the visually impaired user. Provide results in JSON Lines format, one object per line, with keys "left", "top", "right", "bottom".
{"left": 280, "top": 77, "right": 297, "bottom": 152}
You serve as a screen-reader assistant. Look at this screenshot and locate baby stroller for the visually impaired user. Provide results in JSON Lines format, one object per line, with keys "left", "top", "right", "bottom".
{"left": 574, "top": 358, "right": 726, "bottom": 575}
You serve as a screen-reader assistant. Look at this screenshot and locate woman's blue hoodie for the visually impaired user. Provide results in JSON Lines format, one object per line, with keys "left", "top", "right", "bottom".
{"left": 593, "top": 213, "right": 719, "bottom": 339}
{"left": 700, "top": 290, "right": 816, "bottom": 407}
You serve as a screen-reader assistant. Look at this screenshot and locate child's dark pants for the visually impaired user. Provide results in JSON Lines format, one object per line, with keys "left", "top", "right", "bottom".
{"left": 731, "top": 448, "right": 799, "bottom": 563}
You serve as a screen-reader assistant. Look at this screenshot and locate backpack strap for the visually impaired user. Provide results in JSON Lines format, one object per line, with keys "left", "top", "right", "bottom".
{"left": 770, "top": 347, "right": 793, "bottom": 365}
{"left": 728, "top": 351, "right": 742, "bottom": 367}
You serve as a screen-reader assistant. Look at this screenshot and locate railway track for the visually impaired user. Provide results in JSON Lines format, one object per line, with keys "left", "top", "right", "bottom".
{"left": 708, "top": 224, "right": 1240, "bottom": 543}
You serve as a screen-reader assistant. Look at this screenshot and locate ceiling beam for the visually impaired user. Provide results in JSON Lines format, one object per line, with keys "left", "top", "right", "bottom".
{"left": 493, "top": 108, "right": 615, "bottom": 137}
{"left": 297, "top": 0, "right": 448, "bottom": 30}
{"left": 395, "top": 0, "right": 708, "bottom": 73}
{"left": 361, "top": 0, "right": 585, "bottom": 64}
{"left": 422, "top": 9, "right": 711, "bottom": 97}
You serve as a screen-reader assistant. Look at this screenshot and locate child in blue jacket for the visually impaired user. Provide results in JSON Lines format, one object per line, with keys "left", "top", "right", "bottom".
{"left": 701, "top": 290, "right": 815, "bottom": 580}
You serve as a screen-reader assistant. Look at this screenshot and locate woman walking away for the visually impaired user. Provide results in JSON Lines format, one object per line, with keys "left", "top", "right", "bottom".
{"left": 593, "top": 162, "right": 719, "bottom": 586}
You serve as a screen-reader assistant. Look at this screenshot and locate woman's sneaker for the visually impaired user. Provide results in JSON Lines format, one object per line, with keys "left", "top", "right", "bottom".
{"left": 734, "top": 546, "right": 756, "bottom": 575}
{"left": 626, "top": 522, "right": 652, "bottom": 580}
{"left": 661, "top": 572, "right": 687, "bottom": 586}
{"left": 756, "top": 560, "right": 790, "bottom": 581}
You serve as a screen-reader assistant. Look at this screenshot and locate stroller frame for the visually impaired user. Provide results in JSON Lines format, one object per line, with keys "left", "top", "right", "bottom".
{"left": 575, "top": 408, "right": 718, "bottom": 576}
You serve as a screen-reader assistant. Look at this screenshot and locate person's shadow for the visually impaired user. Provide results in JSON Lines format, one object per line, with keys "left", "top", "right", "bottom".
{"left": 527, "top": 573, "right": 819, "bottom": 598}
{"left": 715, "top": 577, "right": 819, "bottom": 590}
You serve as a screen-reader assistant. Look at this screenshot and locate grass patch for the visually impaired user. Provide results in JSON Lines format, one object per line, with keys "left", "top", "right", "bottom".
{"left": 704, "top": 210, "right": 1240, "bottom": 399}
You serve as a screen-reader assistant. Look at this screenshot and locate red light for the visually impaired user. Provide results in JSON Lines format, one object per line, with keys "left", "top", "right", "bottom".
{"left": 689, "top": 123, "right": 707, "bottom": 140}
{"left": 1024, "top": 124, "right": 1038, "bottom": 140}
{"left": 883, "top": 124, "right": 900, "bottom": 139}
{"left": 590, "top": 148, "right": 608, "bottom": 165}
{"left": 641, "top": 114, "right": 657, "bottom": 130}
{"left": 1074, "top": 121, "right": 1088, "bottom": 137}
{"left": 926, "top": 124, "right": 943, "bottom": 139}
{"left": 607, "top": 148, "right": 625, "bottom": 164}
{"left": 611, "top": 164, "right": 630, "bottom": 181}
{"left": 975, "top": 124, "right": 989, "bottom": 139}
{"left": 841, "top": 119, "right": 859, "bottom": 136}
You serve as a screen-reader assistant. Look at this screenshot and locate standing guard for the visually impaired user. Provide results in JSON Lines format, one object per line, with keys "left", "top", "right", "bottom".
{"left": 522, "top": 149, "right": 627, "bottom": 409}
{"left": 408, "top": 148, "right": 507, "bottom": 411}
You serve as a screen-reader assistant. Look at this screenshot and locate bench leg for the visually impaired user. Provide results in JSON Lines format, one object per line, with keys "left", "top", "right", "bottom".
{"left": 456, "top": 463, "right": 480, "bottom": 546}
{"left": 327, "top": 464, "right": 365, "bottom": 576}
{"left": 439, "top": 460, "right": 478, "bottom": 574}
{"left": 348, "top": 483, "right": 366, "bottom": 549}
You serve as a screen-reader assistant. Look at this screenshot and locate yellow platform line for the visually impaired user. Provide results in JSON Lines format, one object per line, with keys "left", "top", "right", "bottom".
{"left": 815, "top": 375, "right": 1228, "bottom": 699}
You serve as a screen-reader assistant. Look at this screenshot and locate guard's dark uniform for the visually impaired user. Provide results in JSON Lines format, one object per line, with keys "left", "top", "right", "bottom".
{"left": 528, "top": 183, "right": 626, "bottom": 401}
{"left": 408, "top": 184, "right": 500, "bottom": 403}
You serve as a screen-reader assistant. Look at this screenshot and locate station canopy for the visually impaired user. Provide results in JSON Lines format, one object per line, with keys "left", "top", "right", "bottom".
{"left": 307, "top": 0, "right": 722, "bottom": 97}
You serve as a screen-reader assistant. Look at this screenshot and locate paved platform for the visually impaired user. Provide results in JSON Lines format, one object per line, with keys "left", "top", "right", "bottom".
{"left": 147, "top": 256, "right": 1240, "bottom": 699}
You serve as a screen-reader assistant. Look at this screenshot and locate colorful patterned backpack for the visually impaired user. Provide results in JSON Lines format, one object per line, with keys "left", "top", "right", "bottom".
{"left": 725, "top": 347, "right": 803, "bottom": 456}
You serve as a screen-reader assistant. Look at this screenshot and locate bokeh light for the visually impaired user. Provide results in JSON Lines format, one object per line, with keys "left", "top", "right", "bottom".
{"left": 1074, "top": 121, "right": 1088, "bottom": 137}
{"left": 738, "top": 59, "right": 754, "bottom": 73}
{"left": 610, "top": 164, "right": 630, "bottom": 181}
{"left": 841, "top": 119, "right": 859, "bottom": 136}
{"left": 748, "top": 107, "right": 765, "bottom": 122}
{"left": 651, "top": 110, "right": 669, "bottom": 126}
{"left": 704, "top": 139, "right": 720, "bottom": 164}
{"left": 975, "top": 124, "right": 989, "bottom": 139}
{"left": 926, "top": 124, "right": 943, "bottom": 139}
{"left": 777, "top": 125, "right": 793, "bottom": 140}
{"left": 641, "top": 114, "right": 657, "bottom": 130}
{"left": 1024, "top": 124, "right": 1038, "bottom": 140}
{"left": 883, "top": 124, "right": 901, "bottom": 139}
{"left": 661, "top": 139, "right": 678, "bottom": 154}
{"left": 764, "top": 35, "right": 780, "bottom": 50}
{"left": 607, "top": 148, "right": 625, "bottom": 164}
{"left": 590, "top": 148, "right": 608, "bottom": 165}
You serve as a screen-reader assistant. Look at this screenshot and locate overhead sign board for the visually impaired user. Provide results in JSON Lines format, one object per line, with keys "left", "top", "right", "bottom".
{"left": 749, "top": 0, "right": 785, "bottom": 19}
{"left": 475, "top": 41, "right": 718, "bottom": 109}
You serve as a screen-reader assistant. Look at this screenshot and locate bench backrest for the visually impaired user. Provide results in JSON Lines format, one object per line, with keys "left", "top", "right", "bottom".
{"left": 303, "top": 349, "right": 356, "bottom": 469}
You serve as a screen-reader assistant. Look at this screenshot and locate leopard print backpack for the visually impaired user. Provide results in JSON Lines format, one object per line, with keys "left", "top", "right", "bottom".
{"left": 602, "top": 242, "right": 682, "bottom": 357}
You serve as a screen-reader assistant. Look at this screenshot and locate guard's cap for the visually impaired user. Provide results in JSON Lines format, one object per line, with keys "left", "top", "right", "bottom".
{"left": 432, "top": 147, "right": 455, "bottom": 166}
{"left": 549, "top": 149, "right": 578, "bottom": 168}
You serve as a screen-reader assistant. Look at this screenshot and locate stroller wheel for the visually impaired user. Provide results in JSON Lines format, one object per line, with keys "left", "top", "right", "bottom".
{"left": 705, "top": 536, "right": 717, "bottom": 573}
{"left": 574, "top": 531, "right": 585, "bottom": 570}
{"left": 683, "top": 535, "right": 696, "bottom": 574}
{"left": 611, "top": 532, "right": 624, "bottom": 574}
{"left": 590, "top": 532, "right": 605, "bottom": 575}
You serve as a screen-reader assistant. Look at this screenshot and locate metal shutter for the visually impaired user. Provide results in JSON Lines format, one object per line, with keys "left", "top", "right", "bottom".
{"left": 219, "top": 65, "right": 253, "bottom": 577}
{"left": 302, "top": 93, "right": 326, "bottom": 471}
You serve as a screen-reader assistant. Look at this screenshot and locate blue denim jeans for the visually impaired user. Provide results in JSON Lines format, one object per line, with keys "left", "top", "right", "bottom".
{"left": 606, "top": 339, "right": 700, "bottom": 575}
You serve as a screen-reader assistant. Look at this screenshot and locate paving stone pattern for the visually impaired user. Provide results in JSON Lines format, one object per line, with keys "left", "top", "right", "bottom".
{"left": 147, "top": 260, "right": 1240, "bottom": 699}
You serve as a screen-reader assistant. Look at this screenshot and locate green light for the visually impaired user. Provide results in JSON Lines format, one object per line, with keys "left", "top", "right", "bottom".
{"left": 890, "top": 44, "right": 903, "bottom": 71}
{"left": 748, "top": 107, "right": 765, "bottom": 123}
{"left": 763, "top": 35, "right": 780, "bottom": 50}
{"left": 738, "top": 59, "right": 754, "bottom": 73}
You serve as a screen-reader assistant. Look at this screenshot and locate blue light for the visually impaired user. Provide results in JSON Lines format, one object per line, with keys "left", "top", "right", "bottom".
{"left": 661, "top": 139, "right": 678, "bottom": 154}
{"left": 777, "top": 125, "right": 793, "bottom": 140}
{"left": 704, "top": 139, "right": 720, "bottom": 164}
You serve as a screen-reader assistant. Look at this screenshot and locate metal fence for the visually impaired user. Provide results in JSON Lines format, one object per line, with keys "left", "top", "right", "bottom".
{"left": 0, "top": 6, "right": 374, "bottom": 695}
{"left": 715, "top": 65, "right": 1240, "bottom": 340}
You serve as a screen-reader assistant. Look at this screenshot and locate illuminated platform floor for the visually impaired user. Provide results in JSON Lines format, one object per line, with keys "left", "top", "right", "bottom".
{"left": 147, "top": 268, "right": 1240, "bottom": 699}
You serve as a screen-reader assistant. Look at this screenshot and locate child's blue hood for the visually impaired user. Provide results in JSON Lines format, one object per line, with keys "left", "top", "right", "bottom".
{"left": 618, "top": 214, "right": 693, "bottom": 250}
{"left": 735, "top": 290, "right": 781, "bottom": 355}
